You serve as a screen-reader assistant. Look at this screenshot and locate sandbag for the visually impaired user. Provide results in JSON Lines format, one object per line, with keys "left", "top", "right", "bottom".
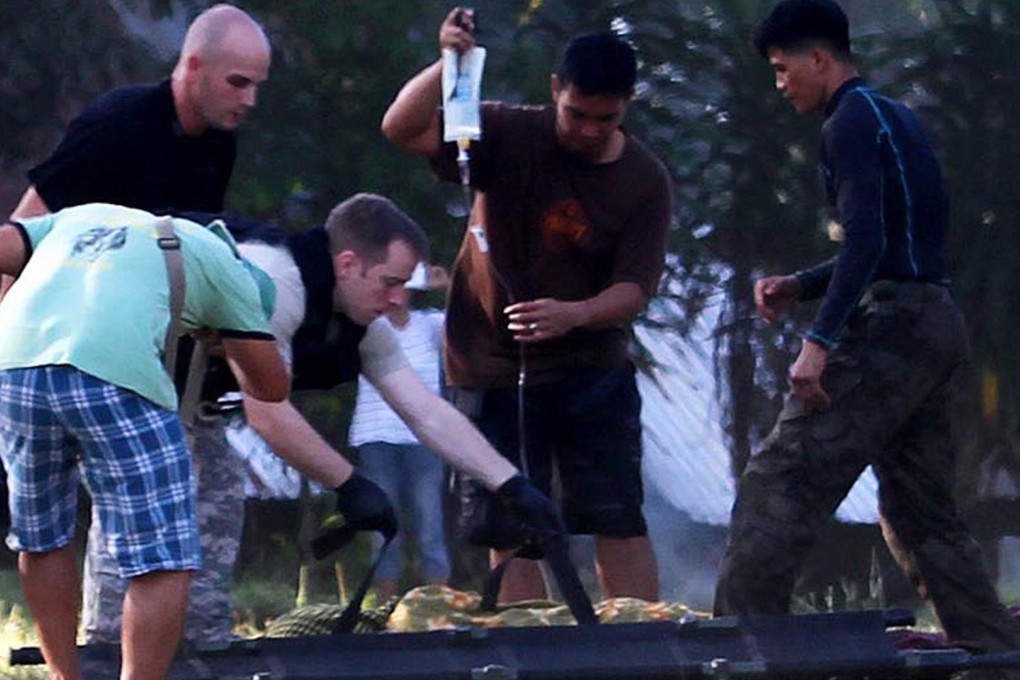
{"left": 263, "top": 585, "right": 708, "bottom": 637}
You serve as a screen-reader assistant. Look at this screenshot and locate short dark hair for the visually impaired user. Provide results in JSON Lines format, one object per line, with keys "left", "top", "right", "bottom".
{"left": 325, "top": 193, "right": 428, "bottom": 265}
{"left": 557, "top": 32, "right": 637, "bottom": 98}
{"left": 753, "top": 0, "right": 851, "bottom": 60}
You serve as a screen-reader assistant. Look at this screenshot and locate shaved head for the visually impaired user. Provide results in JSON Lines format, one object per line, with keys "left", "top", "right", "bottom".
{"left": 178, "top": 4, "right": 269, "bottom": 65}
{"left": 171, "top": 4, "right": 271, "bottom": 134}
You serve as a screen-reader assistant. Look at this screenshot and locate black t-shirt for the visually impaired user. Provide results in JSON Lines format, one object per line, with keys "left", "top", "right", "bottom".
{"left": 28, "top": 79, "right": 236, "bottom": 213}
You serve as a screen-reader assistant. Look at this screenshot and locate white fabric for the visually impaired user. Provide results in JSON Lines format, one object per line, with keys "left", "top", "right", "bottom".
{"left": 358, "top": 316, "right": 410, "bottom": 385}
{"left": 236, "top": 241, "right": 305, "bottom": 366}
{"left": 349, "top": 309, "right": 444, "bottom": 446}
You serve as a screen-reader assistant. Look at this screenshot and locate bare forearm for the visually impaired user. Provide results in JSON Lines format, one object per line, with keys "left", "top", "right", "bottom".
{"left": 505, "top": 282, "right": 648, "bottom": 342}
{"left": 224, "top": 338, "right": 291, "bottom": 403}
{"left": 373, "top": 367, "right": 517, "bottom": 489}
{"left": 405, "top": 397, "right": 517, "bottom": 490}
{"left": 242, "top": 396, "right": 354, "bottom": 488}
{"left": 574, "top": 281, "right": 648, "bottom": 329}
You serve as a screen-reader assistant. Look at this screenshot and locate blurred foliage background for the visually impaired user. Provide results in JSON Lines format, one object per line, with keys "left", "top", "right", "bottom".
{"left": 2, "top": 0, "right": 1020, "bottom": 603}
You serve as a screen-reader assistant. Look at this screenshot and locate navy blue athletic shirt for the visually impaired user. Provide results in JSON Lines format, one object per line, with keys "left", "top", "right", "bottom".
{"left": 795, "top": 77, "right": 949, "bottom": 348}
{"left": 28, "top": 80, "right": 235, "bottom": 213}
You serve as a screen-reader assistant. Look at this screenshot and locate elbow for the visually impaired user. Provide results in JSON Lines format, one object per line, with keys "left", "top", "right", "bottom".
{"left": 248, "top": 381, "right": 290, "bottom": 404}
{"left": 628, "top": 292, "right": 650, "bottom": 318}
{"left": 265, "top": 382, "right": 291, "bottom": 403}
{"left": 380, "top": 110, "right": 410, "bottom": 149}
{"left": 224, "top": 338, "right": 291, "bottom": 403}
{"left": 618, "top": 284, "right": 651, "bottom": 321}
{"left": 380, "top": 111, "right": 437, "bottom": 157}
{"left": 380, "top": 125, "right": 422, "bottom": 156}
{"left": 380, "top": 111, "right": 399, "bottom": 144}
{"left": 246, "top": 366, "right": 291, "bottom": 403}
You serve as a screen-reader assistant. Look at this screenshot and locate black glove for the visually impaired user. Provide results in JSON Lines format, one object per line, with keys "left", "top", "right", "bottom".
{"left": 492, "top": 476, "right": 597, "bottom": 625}
{"left": 311, "top": 473, "right": 398, "bottom": 560}
{"left": 495, "top": 474, "right": 566, "bottom": 553}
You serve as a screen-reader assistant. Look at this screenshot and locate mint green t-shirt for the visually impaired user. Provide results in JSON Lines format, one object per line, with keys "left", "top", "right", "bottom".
{"left": 0, "top": 203, "right": 275, "bottom": 410}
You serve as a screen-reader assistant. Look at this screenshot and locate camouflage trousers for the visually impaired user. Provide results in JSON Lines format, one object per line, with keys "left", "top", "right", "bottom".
{"left": 715, "top": 281, "right": 1020, "bottom": 653}
{"left": 82, "top": 417, "right": 245, "bottom": 644}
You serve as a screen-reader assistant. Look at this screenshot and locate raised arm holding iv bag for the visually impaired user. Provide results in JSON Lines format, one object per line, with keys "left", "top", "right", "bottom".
{"left": 441, "top": 30, "right": 485, "bottom": 190}
{"left": 440, "top": 16, "right": 528, "bottom": 482}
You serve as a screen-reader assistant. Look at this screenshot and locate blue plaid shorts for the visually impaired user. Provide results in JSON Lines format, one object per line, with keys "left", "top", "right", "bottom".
{"left": 0, "top": 365, "right": 200, "bottom": 577}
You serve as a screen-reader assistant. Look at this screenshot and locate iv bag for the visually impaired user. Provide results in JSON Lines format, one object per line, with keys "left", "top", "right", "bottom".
{"left": 442, "top": 46, "right": 486, "bottom": 142}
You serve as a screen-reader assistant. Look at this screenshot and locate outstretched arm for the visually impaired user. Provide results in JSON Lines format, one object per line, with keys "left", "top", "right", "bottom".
{"left": 380, "top": 7, "right": 477, "bottom": 156}
{"left": 242, "top": 392, "right": 397, "bottom": 555}
{"left": 371, "top": 366, "right": 569, "bottom": 552}
{"left": 241, "top": 394, "right": 355, "bottom": 488}
{"left": 371, "top": 364, "right": 518, "bottom": 490}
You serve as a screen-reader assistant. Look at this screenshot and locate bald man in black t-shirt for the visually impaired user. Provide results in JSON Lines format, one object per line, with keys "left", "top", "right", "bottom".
{"left": 12, "top": 3, "right": 271, "bottom": 219}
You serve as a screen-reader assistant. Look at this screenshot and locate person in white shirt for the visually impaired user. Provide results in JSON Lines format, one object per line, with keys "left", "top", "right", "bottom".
{"left": 349, "top": 262, "right": 451, "bottom": 600}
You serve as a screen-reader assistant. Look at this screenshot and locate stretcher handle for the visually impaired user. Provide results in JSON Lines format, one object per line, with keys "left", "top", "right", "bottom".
{"left": 310, "top": 522, "right": 397, "bottom": 634}
{"left": 481, "top": 535, "right": 598, "bottom": 625}
{"left": 332, "top": 531, "right": 395, "bottom": 633}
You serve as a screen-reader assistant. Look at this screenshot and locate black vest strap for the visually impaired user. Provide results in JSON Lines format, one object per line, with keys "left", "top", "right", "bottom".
{"left": 169, "top": 221, "right": 368, "bottom": 401}
{"left": 287, "top": 227, "right": 367, "bottom": 390}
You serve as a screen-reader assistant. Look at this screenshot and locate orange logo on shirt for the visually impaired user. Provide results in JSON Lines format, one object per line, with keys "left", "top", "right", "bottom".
{"left": 540, "top": 199, "right": 590, "bottom": 250}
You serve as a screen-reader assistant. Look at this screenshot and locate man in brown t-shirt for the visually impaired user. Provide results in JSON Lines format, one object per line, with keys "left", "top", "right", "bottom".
{"left": 382, "top": 9, "right": 671, "bottom": 603}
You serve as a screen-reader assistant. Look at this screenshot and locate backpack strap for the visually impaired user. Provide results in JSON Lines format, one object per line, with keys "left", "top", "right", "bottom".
{"left": 155, "top": 216, "right": 184, "bottom": 374}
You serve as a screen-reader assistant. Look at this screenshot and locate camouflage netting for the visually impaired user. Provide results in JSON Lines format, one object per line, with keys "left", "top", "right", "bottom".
{"left": 263, "top": 585, "right": 709, "bottom": 637}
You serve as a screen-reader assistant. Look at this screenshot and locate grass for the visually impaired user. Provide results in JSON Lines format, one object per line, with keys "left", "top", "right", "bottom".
{"left": 0, "top": 571, "right": 46, "bottom": 680}
{"left": 233, "top": 579, "right": 309, "bottom": 635}
{"left": 0, "top": 570, "right": 340, "bottom": 678}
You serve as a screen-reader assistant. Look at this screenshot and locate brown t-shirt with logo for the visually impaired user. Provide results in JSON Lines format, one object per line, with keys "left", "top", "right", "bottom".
{"left": 434, "top": 103, "right": 672, "bottom": 388}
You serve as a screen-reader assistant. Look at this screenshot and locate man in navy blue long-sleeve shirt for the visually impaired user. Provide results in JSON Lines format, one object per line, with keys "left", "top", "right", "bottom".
{"left": 714, "top": 0, "right": 1020, "bottom": 655}
{"left": 797, "top": 74, "right": 949, "bottom": 352}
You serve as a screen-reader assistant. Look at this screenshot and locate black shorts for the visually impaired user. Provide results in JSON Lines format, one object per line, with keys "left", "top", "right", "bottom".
{"left": 457, "top": 366, "right": 648, "bottom": 550}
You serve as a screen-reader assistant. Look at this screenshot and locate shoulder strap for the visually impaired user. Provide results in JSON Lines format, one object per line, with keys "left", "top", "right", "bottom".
{"left": 155, "top": 216, "right": 211, "bottom": 427}
{"left": 178, "top": 341, "right": 209, "bottom": 427}
{"left": 156, "top": 216, "right": 184, "bottom": 374}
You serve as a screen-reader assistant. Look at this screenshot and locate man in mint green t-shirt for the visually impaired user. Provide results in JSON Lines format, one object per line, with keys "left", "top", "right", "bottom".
{"left": 0, "top": 203, "right": 289, "bottom": 680}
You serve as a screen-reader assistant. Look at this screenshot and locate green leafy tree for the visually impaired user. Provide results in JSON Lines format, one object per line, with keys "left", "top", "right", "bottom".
{"left": 0, "top": 0, "right": 157, "bottom": 171}
{"left": 877, "top": 0, "right": 1020, "bottom": 499}
{"left": 623, "top": 0, "right": 828, "bottom": 475}
{"left": 225, "top": 2, "right": 459, "bottom": 261}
